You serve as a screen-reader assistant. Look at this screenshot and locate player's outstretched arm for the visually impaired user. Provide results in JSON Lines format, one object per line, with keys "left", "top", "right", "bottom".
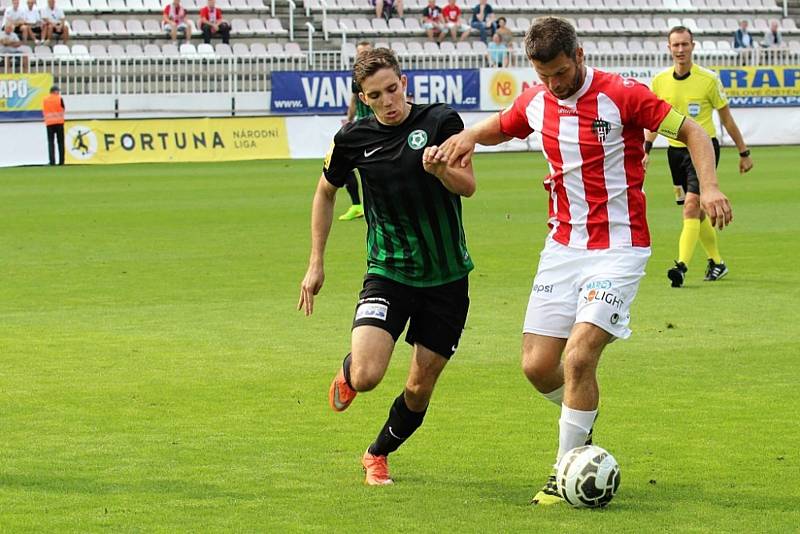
{"left": 717, "top": 106, "right": 753, "bottom": 174}
{"left": 678, "top": 118, "right": 733, "bottom": 230}
{"left": 436, "top": 113, "right": 511, "bottom": 168}
{"left": 422, "top": 144, "right": 476, "bottom": 197}
{"left": 298, "top": 175, "right": 338, "bottom": 316}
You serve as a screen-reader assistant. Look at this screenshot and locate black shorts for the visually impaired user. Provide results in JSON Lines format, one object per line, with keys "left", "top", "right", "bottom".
{"left": 352, "top": 274, "right": 469, "bottom": 359}
{"left": 667, "top": 137, "right": 721, "bottom": 205}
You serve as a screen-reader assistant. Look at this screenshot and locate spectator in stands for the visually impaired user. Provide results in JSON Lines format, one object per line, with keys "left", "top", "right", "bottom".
{"left": 470, "top": 0, "right": 494, "bottom": 44}
{"left": 24, "top": 0, "right": 43, "bottom": 45}
{"left": 761, "top": 19, "right": 783, "bottom": 48}
{"left": 442, "top": 0, "right": 470, "bottom": 42}
{"left": 421, "top": 0, "right": 444, "bottom": 42}
{"left": 486, "top": 30, "right": 508, "bottom": 66}
{"left": 494, "top": 16, "right": 512, "bottom": 47}
{"left": 1, "top": 22, "right": 30, "bottom": 71}
{"left": 163, "top": 0, "right": 192, "bottom": 44}
{"left": 40, "top": 0, "right": 69, "bottom": 45}
{"left": 2, "top": 0, "right": 33, "bottom": 44}
{"left": 199, "top": 0, "right": 230, "bottom": 44}
{"left": 733, "top": 19, "right": 752, "bottom": 48}
{"left": 372, "top": 0, "right": 403, "bottom": 23}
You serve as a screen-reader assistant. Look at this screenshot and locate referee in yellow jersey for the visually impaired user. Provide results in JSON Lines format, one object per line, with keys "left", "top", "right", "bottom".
{"left": 644, "top": 26, "right": 753, "bottom": 288}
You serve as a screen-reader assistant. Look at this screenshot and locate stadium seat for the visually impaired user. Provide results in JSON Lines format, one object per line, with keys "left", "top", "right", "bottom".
{"left": 72, "top": 0, "right": 91, "bottom": 12}
{"left": 597, "top": 40, "right": 613, "bottom": 53}
{"left": 455, "top": 41, "right": 474, "bottom": 55}
{"left": 607, "top": 17, "right": 624, "bottom": 33}
{"left": 108, "top": 43, "right": 126, "bottom": 57}
{"left": 231, "top": 19, "right": 249, "bottom": 35}
{"left": 231, "top": 42, "right": 251, "bottom": 56}
{"left": 90, "top": 19, "right": 111, "bottom": 37}
{"left": 126, "top": 0, "right": 147, "bottom": 11}
{"left": 612, "top": 40, "right": 628, "bottom": 53}
{"left": 374, "top": 41, "right": 389, "bottom": 49}
{"left": 753, "top": 18, "right": 768, "bottom": 32}
{"left": 514, "top": 17, "right": 529, "bottom": 34}
{"left": 70, "top": 19, "right": 90, "bottom": 37}
{"left": 91, "top": 0, "right": 110, "bottom": 11}
{"left": 162, "top": 43, "right": 180, "bottom": 57}
{"left": 140, "top": 44, "right": 160, "bottom": 57}
{"left": 89, "top": 43, "right": 108, "bottom": 57}
{"left": 248, "top": 18, "right": 267, "bottom": 35}
{"left": 667, "top": 17, "right": 682, "bottom": 29}
{"left": 108, "top": 0, "right": 127, "bottom": 11}
{"left": 197, "top": 43, "right": 215, "bottom": 57}
{"left": 143, "top": 19, "right": 162, "bottom": 35}
{"left": 265, "top": 18, "right": 287, "bottom": 34}
{"left": 404, "top": 18, "right": 422, "bottom": 33}
{"left": 637, "top": 18, "right": 653, "bottom": 32}
{"left": 627, "top": 39, "right": 644, "bottom": 53}
{"left": 143, "top": 0, "right": 162, "bottom": 11}
{"left": 472, "top": 41, "right": 487, "bottom": 54}
{"left": 249, "top": 42, "right": 268, "bottom": 56}
{"left": 179, "top": 43, "right": 198, "bottom": 57}
{"left": 53, "top": 44, "right": 71, "bottom": 58}
{"left": 716, "top": 40, "right": 732, "bottom": 51}
{"left": 682, "top": 17, "right": 697, "bottom": 32}
{"left": 642, "top": 39, "right": 659, "bottom": 52}
{"left": 34, "top": 44, "right": 53, "bottom": 58}
{"left": 371, "top": 17, "right": 389, "bottom": 35}
{"left": 587, "top": 0, "right": 603, "bottom": 10}
{"left": 652, "top": 17, "right": 669, "bottom": 33}
{"left": 267, "top": 42, "right": 285, "bottom": 56}
{"left": 323, "top": 18, "right": 338, "bottom": 39}
{"left": 789, "top": 40, "right": 800, "bottom": 51}
{"left": 71, "top": 43, "right": 91, "bottom": 59}
{"left": 781, "top": 18, "right": 797, "bottom": 31}
{"left": 387, "top": 18, "right": 405, "bottom": 34}
{"left": 696, "top": 17, "right": 712, "bottom": 32}
{"left": 391, "top": 41, "right": 408, "bottom": 54}
{"left": 229, "top": 0, "right": 248, "bottom": 9}
{"left": 723, "top": 18, "right": 739, "bottom": 31}
{"left": 710, "top": 17, "right": 726, "bottom": 32}
{"left": 406, "top": 40, "right": 424, "bottom": 54}
{"left": 108, "top": 19, "right": 127, "bottom": 36}
{"left": 126, "top": 18, "right": 147, "bottom": 36}
{"left": 423, "top": 41, "right": 441, "bottom": 55}
{"left": 440, "top": 41, "right": 455, "bottom": 54}
{"left": 339, "top": 18, "right": 354, "bottom": 32}
{"left": 355, "top": 18, "right": 374, "bottom": 34}
{"left": 246, "top": 0, "right": 263, "bottom": 8}
{"left": 284, "top": 42, "right": 304, "bottom": 58}
{"left": 577, "top": 18, "right": 592, "bottom": 33}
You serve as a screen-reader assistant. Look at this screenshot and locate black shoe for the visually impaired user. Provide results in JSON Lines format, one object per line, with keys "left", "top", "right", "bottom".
{"left": 704, "top": 259, "right": 728, "bottom": 281}
{"left": 667, "top": 261, "right": 687, "bottom": 288}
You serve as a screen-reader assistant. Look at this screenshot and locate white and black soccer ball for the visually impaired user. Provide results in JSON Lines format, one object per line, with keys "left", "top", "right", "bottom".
{"left": 556, "top": 445, "right": 620, "bottom": 508}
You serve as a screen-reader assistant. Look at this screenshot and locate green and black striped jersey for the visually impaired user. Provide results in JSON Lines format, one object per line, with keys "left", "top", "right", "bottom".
{"left": 323, "top": 103, "right": 474, "bottom": 287}
{"left": 351, "top": 80, "right": 374, "bottom": 121}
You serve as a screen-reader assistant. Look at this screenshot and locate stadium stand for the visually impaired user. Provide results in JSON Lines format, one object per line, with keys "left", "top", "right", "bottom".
{"left": 1, "top": 0, "right": 798, "bottom": 92}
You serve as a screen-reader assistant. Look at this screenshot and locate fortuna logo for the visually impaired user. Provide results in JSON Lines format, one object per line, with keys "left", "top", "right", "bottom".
{"left": 407, "top": 129, "right": 428, "bottom": 150}
{"left": 364, "top": 146, "right": 382, "bottom": 157}
{"left": 592, "top": 118, "right": 611, "bottom": 143}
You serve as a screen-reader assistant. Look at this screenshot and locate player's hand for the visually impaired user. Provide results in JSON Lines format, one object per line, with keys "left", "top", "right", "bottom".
{"left": 422, "top": 145, "right": 448, "bottom": 177}
{"left": 700, "top": 188, "right": 733, "bottom": 230}
{"left": 298, "top": 264, "right": 324, "bottom": 316}
{"left": 435, "top": 130, "right": 477, "bottom": 168}
{"left": 641, "top": 153, "right": 650, "bottom": 174}
{"left": 739, "top": 155, "right": 753, "bottom": 174}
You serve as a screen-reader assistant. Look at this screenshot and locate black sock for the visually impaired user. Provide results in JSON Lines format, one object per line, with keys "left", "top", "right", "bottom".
{"left": 342, "top": 353, "right": 354, "bottom": 389}
{"left": 368, "top": 392, "right": 427, "bottom": 457}
{"left": 344, "top": 172, "right": 360, "bottom": 205}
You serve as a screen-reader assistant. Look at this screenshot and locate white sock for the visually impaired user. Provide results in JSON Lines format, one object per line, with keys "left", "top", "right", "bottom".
{"left": 556, "top": 404, "right": 597, "bottom": 463}
{"left": 541, "top": 384, "right": 564, "bottom": 406}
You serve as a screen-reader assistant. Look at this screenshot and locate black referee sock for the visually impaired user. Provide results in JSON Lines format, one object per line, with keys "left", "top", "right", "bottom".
{"left": 342, "top": 353, "right": 354, "bottom": 390}
{"left": 344, "top": 173, "right": 360, "bottom": 205}
{"left": 368, "top": 392, "right": 427, "bottom": 457}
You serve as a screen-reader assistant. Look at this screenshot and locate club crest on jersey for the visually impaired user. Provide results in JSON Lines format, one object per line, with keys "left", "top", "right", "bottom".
{"left": 407, "top": 129, "right": 428, "bottom": 150}
{"left": 592, "top": 118, "right": 611, "bottom": 143}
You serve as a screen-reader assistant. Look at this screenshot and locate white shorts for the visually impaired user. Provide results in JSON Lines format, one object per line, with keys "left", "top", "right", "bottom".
{"left": 446, "top": 22, "right": 470, "bottom": 32}
{"left": 523, "top": 239, "right": 651, "bottom": 340}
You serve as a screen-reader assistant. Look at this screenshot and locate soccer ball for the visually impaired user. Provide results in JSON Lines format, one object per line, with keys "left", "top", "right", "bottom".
{"left": 556, "top": 445, "right": 621, "bottom": 508}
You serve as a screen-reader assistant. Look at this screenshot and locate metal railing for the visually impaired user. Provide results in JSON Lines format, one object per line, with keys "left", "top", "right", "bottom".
{"left": 2, "top": 47, "right": 798, "bottom": 95}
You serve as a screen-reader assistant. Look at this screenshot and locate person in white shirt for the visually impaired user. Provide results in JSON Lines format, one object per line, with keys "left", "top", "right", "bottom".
{"left": 1, "top": 22, "right": 30, "bottom": 71}
{"left": 2, "top": 0, "right": 33, "bottom": 43}
{"left": 23, "top": 0, "right": 43, "bottom": 44}
{"left": 40, "top": 0, "right": 69, "bottom": 44}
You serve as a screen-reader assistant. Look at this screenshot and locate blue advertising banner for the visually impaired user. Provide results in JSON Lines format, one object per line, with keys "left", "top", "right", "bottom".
{"left": 271, "top": 69, "right": 480, "bottom": 113}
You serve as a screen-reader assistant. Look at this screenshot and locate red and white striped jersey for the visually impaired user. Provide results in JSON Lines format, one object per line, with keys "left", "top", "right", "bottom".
{"left": 500, "top": 67, "right": 682, "bottom": 249}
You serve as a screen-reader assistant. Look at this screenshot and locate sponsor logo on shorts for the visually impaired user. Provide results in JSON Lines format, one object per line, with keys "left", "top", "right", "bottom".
{"left": 584, "top": 289, "right": 624, "bottom": 310}
{"left": 584, "top": 280, "right": 612, "bottom": 290}
{"left": 356, "top": 299, "right": 389, "bottom": 321}
{"left": 533, "top": 283, "right": 554, "bottom": 293}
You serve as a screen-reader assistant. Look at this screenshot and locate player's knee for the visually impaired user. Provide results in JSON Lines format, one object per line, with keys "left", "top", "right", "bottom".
{"left": 684, "top": 197, "right": 701, "bottom": 218}
{"left": 562, "top": 346, "right": 598, "bottom": 380}
{"left": 521, "top": 356, "right": 554, "bottom": 389}
{"left": 349, "top": 364, "right": 382, "bottom": 391}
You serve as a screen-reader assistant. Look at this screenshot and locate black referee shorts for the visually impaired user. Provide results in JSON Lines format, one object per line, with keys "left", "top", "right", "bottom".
{"left": 352, "top": 274, "right": 470, "bottom": 359}
{"left": 667, "top": 137, "right": 721, "bottom": 205}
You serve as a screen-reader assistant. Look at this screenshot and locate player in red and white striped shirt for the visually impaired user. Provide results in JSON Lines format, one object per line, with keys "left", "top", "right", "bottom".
{"left": 427, "top": 17, "right": 733, "bottom": 505}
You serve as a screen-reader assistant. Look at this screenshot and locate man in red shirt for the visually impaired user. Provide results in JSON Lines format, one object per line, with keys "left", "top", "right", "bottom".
{"left": 199, "top": 0, "right": 230, "bottom": 44}
{"left": 162, "top": 0, "right": 191, "bottom": 44}
{"left": 429, "top": 17, "right": 732, "bottom": 505}
{"left": 441, "top": 0, "right": 470, "bottom": 42}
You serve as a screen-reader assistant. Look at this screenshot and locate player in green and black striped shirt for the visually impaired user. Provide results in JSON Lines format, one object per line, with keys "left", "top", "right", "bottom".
{"left": 338, "top": 40, "right": 374, "bottom": 222}
{"left": 298, "top": 47, "right": 476, "bottom": 486}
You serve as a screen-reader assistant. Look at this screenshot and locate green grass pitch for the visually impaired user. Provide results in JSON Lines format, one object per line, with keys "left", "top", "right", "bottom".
{"left": 1, "top": 147, "right": 799, "bottom": 531}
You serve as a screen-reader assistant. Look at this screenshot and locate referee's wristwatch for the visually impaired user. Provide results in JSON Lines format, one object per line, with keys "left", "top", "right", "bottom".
{"left": 739, "top": 149, "right": 751, "bottom": 158}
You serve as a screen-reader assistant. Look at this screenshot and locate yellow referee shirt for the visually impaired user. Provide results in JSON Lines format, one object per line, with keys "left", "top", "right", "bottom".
{"left": 650, "top": 64, "right": 728, "bottom": 148}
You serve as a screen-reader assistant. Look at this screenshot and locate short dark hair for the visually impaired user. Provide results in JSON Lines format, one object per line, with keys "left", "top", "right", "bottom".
{"left": 524, "top": 17, "right": 578, "bottom": 63}
{"left": 668, "top": 25, "right": 693, "bottom": 41}
{"left": 353, "top": 47, "right": 402, "bottom": 89}
{"left": 497, "top": 16, "right": 506, "bottom": 25}
{"left": 356, "top": 40, "right": 372, "bottom": 48}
